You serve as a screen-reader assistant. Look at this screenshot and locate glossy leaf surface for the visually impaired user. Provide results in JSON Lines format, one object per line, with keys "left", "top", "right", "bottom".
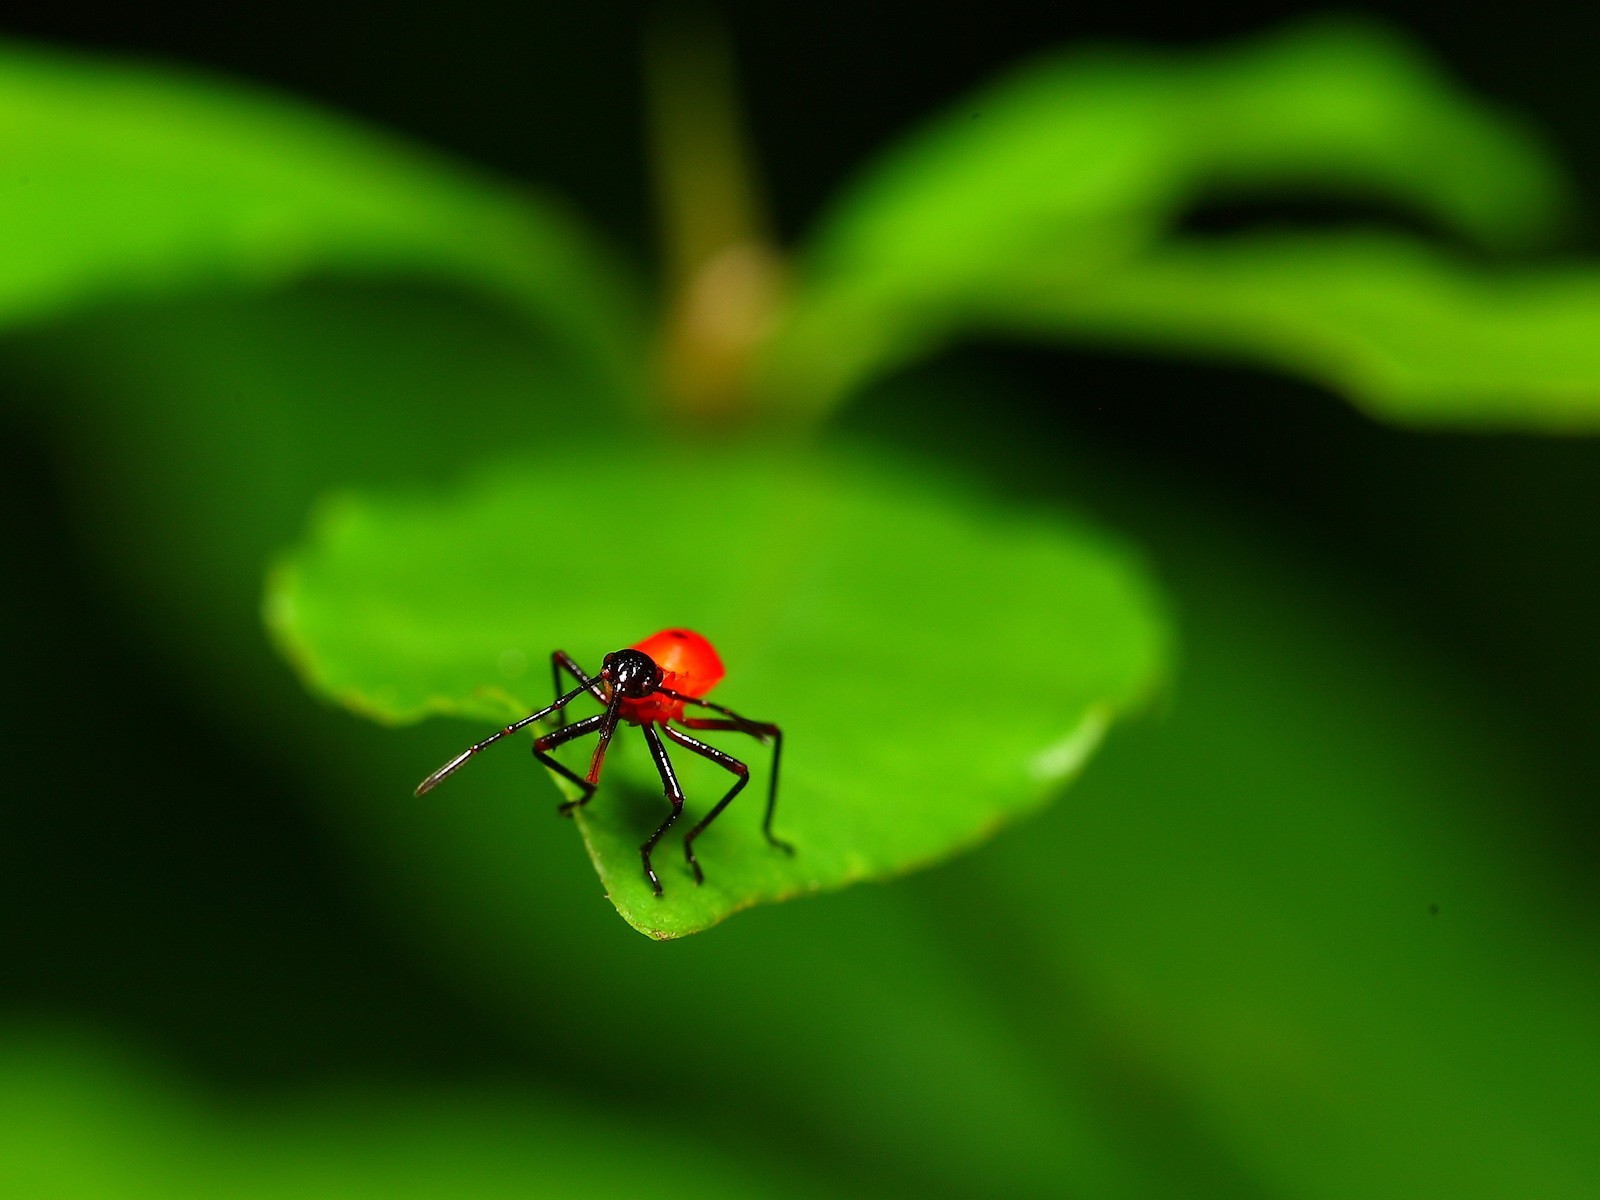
{"left": 267, "top": 442, "right": 1170, "bottom": 937}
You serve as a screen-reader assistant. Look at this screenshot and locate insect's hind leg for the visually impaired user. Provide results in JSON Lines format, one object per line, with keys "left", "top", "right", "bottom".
{"left": 639, "top": 723, "right": 685, "bottom": 896}
{"left": 660, "top": 725, "right": 752, "bottom": 885}
{"left": 677, "top": 716, "right": 791, "bottom": 855}
{"left": 532, "top": 712, "right": 605, "bottom": 815}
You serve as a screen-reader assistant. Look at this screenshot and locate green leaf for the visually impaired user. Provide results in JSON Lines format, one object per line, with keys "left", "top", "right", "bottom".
{"left": 265, "top": 440, "right": 1170, "bottom": 938}
{"left": 0, "top": 39, "right": 642, "bottom": 397}
{"left": 989, "top": 229, "right": 1600, "bottom": 429}
{"left": 0, "top": 1035, "right": 813, "bottom": 1198}
{"left": 759, "top": 19, "right": 1569, "bottom": 414}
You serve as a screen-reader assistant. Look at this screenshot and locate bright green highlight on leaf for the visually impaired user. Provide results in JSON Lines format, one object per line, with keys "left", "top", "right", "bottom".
{"left": 0, "top": 39, "right": 642, "bottom": 398}
{"left": 758, "top": 19, "right": 1579, "bottom": 421}
{"left": 267, "top": 441, "right": 1169, "bottom": 937}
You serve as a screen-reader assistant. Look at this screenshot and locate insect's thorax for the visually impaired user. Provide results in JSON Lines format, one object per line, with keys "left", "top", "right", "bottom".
{"left": 618, "top": 671, "right": 690, "bottom": 725}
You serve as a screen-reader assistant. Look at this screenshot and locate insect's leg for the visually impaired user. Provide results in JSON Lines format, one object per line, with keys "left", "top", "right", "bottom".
{"left": 415, "top": 679, "right": 599, "bottom": 796}
{"left": 639, "top": 723, "right": 684, "bottom": 896}
{"left": 675, "top": 708, "right": 791, "bottom": 855}
{"left": 660, "top": 725, "right": 751, "bottom": 886}
{"left": 531, "top": 712, "right": 605, "bottom": 815}
{"left": 580, "top": 690, "right": 625, "bottom": 788}
{"left": 549, "top": 650, "right": 606, "bottom": 727}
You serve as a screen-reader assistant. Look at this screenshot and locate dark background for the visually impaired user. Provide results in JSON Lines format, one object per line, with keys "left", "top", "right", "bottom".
{"left": 3, "top": 0, "right": 1598, "bottom": 1141}
{"left": 1, "top": 3, "right": 1594, "bottom": 259}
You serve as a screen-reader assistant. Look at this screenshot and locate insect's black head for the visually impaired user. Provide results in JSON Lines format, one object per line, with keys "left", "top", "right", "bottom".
{"left": 602, "top": 648, "right": 662, "bottom": 698}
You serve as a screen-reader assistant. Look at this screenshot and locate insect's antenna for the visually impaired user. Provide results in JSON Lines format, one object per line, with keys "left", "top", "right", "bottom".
{"left": 416, "top": 680, "right": 600, "bottom": 797}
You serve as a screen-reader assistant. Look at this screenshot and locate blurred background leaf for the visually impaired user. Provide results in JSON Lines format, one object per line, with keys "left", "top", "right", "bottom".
{"left": 755, "top": 17, "right": 1568, "bottom": 412}
{"left": 0, "top": 1035, "right": 813, "bottom": 1198}
{"left": 757, "top": 19, "right": 1588, "bottom": 423}
{"left": 987, "top": 230, "right": 1600, "bottom": 429}
{"left": 0, "top": 38, "right": 644, "bottom": 398}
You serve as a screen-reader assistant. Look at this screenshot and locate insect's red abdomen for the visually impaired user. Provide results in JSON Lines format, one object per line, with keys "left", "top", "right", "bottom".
{"left": 621, "top": 628, "right": 724, "bottom": 724}
{"left": 633, "top": 628, "right": 724, "bottom": 696}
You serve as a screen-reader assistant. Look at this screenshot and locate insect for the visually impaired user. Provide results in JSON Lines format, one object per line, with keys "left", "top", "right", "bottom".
{"left": 415, "top": 628, "right": 790, "bottom": 895}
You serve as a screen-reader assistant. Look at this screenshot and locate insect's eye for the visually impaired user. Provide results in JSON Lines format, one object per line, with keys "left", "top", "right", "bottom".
{"left": 602, "top": 652, "right": 614, "bottom": 666}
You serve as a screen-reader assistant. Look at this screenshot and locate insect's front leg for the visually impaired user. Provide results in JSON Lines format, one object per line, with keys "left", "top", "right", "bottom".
{"left": 531, "top": 712, "right": 605, "bottom": 815}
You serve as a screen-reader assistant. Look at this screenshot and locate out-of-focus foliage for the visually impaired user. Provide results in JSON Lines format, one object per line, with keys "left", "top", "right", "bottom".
{"left": 759, "top": 20, "right": 1600, "bottom": 428}
{"left": 267, "top": 444, "right": 1168, "bottom": 936}
{"left": 0, "top": 1037, "right": 805, "bottom": 1198}
{"left": 0, "top": 38, "right": 643, "bottom": 398}
{"left": 991, "top": 230, "right": 1600, "bottom": 428}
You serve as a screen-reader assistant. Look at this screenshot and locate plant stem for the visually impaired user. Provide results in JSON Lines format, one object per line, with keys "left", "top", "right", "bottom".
{"left": 646, "top": 10, "right": 786, "bottom": 422}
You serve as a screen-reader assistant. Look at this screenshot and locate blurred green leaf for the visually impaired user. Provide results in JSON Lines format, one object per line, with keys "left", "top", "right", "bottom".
{"left": 265, "top": 441, "right": 1170, "bottom": 937}
{"left": 759, "top": 19, "right": 1569, "bottom": 414}
{"left": 0, "top": 40, "right": 643, "bottom": 398}
{"left": 991, "top": 230, "right": 1600, "bottom": 429}
{"left": 0, "top": 1035, "right": 810, "bottom": 1198}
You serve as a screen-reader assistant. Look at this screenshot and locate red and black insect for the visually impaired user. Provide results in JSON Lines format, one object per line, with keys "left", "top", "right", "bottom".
{"left": 415, "top": 628, "right": 790, "bottom": 895}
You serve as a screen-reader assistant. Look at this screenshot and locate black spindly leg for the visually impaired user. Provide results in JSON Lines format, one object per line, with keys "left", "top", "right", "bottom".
{"left": 532, "top": 713, "right": 605, "bottom": 815}
{"left": 676, "top": 714, "right": 791, "bottom": 855}
{"left": 549, "top": 650, "right": 605, "bottom": 728}
{"left": 661, "top": 724, "right": 750, "bottom": 885}
{"left": 640, "top": 723, "right": 684, "bottom": 896}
